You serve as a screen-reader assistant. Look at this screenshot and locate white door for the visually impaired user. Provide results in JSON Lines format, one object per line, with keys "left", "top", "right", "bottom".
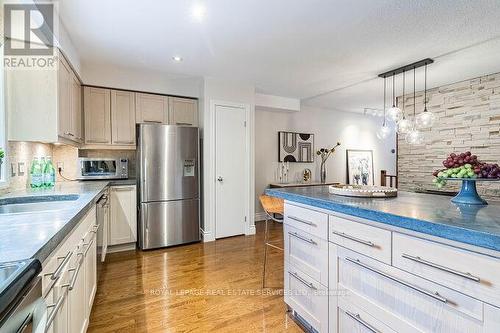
{"left": 215, "top": 104, "right": 247, "bottom": 238}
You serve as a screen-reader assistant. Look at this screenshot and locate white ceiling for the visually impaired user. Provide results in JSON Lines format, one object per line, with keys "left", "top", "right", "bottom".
{"left": 58, "top": 0, "right": 500, "bottom": 112}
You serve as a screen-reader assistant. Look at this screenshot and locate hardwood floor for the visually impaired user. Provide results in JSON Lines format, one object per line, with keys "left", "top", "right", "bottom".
{"left": 88, "top": 221, "right": 303, "bottom": 333}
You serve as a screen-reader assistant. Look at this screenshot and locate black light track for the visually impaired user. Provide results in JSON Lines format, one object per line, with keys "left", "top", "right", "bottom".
{"left": 378, "top": 58, "right": 434, "bottom": 78}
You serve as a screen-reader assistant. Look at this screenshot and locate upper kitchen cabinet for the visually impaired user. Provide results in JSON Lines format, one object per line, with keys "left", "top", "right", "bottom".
{"left": 111, "top": 90, "right": 136, "bottom": 146}
{"left": 84, "top": 87, "right": 112, "bottom": 145}
{"left": 6, "top": 50, "right": 83, "bottom": 145}
{"left": 135, "top": 92, "right": 169, "bottom": 124}
{"left": 168, "top": 97, "right": 198, "bottom": 126}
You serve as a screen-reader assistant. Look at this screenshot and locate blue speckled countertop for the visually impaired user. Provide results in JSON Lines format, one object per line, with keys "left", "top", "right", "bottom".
{"left": 0, "top": 179, "right": 136, "bottom": 263}
{"left": 265, "top": 186, "right": 500, "bottom": 252}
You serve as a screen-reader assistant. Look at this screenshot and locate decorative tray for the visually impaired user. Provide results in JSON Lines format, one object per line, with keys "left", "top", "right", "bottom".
{"left": 329, "top": 184, "right": 397, "bottom": 198}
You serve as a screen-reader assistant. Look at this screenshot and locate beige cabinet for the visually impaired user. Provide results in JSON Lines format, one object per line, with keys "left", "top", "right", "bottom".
{"left": 71, "top": 73, "right": 83, "bottom": 142}
{"left": 136, "top": 92, "right": 168, "bottom": 124}
{"left": 111, "top": 90, "right": 136, "bottom": 145}
{"left": 6, "top": 50, "right": 82, "bottom": 145}
{"left": 84, "top": 87, "right": 111, "bottom": 145}
{"left": 109, "top": 185, "right": 137, "bottom": 245}
{"left": 169, "top": 97, "right": 198, "bottom": 126}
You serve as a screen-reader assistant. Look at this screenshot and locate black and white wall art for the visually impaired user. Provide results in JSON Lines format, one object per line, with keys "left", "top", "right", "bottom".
{"left": 278, "top": 131, "right": 314, "bottom": 162}
{"left": 346, "top": 149, "right": 374, "bottom": 185}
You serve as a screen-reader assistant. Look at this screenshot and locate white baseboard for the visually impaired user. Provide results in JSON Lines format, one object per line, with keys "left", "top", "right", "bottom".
{"left": 246, "top": 223, "right": 256, "bottom": 235}
{"left": 106, "top": 243, "right": 137, "bottom": 253}
{"left": 201, "top": 228, "right": 215, "bottom": 242}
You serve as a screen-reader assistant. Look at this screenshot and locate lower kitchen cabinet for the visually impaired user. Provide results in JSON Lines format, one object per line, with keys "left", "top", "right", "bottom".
{"left": 109, "top": 185, "right": 137, "bottom": 246}
{"left": 41, "top": 206, "right": 97, "bottom": 333}
{"left": 284, "top": 202, "right": 500, "bottom": 333}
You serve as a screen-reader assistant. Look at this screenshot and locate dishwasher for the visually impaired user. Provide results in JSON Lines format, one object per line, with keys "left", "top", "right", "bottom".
{"left": 96, "top": 189, "right": 110, "bottom": 277}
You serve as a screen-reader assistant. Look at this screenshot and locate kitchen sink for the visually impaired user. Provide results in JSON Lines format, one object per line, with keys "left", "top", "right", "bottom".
{"left": 0, "top": 262, "right": 23, "bottom": 287}
{"left": 0, "top": 194, "right": 80, "bottom": 214}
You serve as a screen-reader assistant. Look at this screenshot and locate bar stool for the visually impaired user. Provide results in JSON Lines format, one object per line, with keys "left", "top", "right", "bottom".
{"left": 259, "top": 194, "right": 284, "bottom": 288}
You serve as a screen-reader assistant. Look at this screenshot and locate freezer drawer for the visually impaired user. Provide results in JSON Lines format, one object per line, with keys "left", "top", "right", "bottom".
{"left": 139, "top": 199, "right": 200, "bottom": 249}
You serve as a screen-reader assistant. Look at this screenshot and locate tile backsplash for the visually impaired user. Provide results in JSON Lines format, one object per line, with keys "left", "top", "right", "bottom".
{"left": 2, "top": 141, "right": 136, "bottom": 194}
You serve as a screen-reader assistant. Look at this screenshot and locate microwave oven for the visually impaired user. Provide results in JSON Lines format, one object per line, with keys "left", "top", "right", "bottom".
{"left": 77, "top": 158, "right": 128, "bottom": 180}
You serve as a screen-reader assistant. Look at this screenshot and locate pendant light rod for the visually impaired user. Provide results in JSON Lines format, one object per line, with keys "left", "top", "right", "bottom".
{"left": 392, "top": 74, "right": 396, "bottom": 107}
{"left": 413, "top": 66, "right": 416, "bottom": 117}
{"left": 383, "top": 77, "right": 387, "bottom": 126}
{"left": 402, "top": 70, "right": 406, "bottom": 118}
{"left": 424, "top": 63, "right": 428, "bottom": 112}
{"left": 378, "top": 58, "right": 433, "bottom": 78}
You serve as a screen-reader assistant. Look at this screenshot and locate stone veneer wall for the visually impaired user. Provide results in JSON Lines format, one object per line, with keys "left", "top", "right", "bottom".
{"left": 398, "top": 72, "right": 500, "bottom": 202}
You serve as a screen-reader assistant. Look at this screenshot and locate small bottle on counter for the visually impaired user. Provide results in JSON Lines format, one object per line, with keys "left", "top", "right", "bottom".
{"left": 30, "top": 157, "right": 43, "bottom": 188}
{"left": 44, "top": 156, "right": 56, "bottom": 187}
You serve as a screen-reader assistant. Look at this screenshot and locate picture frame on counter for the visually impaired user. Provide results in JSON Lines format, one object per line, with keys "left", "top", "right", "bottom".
{"left": 346, "top": 149, "right": 374, "bottom": 186}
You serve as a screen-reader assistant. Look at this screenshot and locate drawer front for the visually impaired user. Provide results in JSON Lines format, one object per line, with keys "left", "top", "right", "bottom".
{"left": 329, "top": 215, "right": 392, "bottom": 264}
{"left": 285, "top": 261, "right": 328, "bottom": 332}
{"left": 284, "top": 225, "right": 328, "bottom": 286}
{"left": 393, "top": 233, "right": 500, "bottom": 307}
{"left": 285, "top": 203, "right": 328, "bottom": 240}
{"left": 337, "top": 298, "right": 397, "bottom": 333}
{"left": 337, "top": 247, "right": 488, "bottom": 333}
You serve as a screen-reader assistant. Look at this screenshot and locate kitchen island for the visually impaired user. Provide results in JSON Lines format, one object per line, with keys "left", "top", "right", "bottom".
{"left": 266, "top": 186, "right": 500, "bottom": 333}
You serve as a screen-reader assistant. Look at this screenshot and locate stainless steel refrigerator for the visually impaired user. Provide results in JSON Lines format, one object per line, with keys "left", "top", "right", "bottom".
{"left": 137, "top": 124, "right": 200, "bottom": 250}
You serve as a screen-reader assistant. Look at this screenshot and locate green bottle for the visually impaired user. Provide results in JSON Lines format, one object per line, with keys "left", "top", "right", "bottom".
{"left": 44, "top": 156, "right": 56, "bottom": 187}
{"left": 30, "top": 157, "right": 43, "bottom": 188}
{"left": 39, "top": 157, "right": 47, "bottom": 188}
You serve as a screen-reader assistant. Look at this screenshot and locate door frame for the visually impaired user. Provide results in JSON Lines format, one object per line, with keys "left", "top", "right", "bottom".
{"left": 206, "top": 99, "right": 253, "bottom": 241}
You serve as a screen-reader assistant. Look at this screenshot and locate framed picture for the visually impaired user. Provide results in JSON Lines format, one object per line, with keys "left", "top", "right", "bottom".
{"left": 346, "top": 150, "right": 374, "bottom": 185}
{"left": 278, "top": 131, "right": 314, "bottom": 163}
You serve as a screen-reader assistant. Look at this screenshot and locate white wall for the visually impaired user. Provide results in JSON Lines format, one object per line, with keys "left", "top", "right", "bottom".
{"left": 255, "top": 106, "right": 397, "bottom": 216}
{"left": 82, "top": 63, "right": 202, "bottom": 98}
{"left": 201, "top": 77, "right": 256, "bottom": 241}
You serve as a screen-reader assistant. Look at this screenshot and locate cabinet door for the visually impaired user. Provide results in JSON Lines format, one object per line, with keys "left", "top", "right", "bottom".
{"left": 68, "top": 243, "right": 86, "bottom": 333}
{"left": 71, "top": 74, "right": 83, "bottom": 142}
{"left": 58, "top": 56, "right": 72, "bottom": 139}
{"left": 168, "top": 97, "right": 198, "bottom": 126}
{"left": 84, "top": 87, "right": 111, "bottom": 144}
{"left": 109, "top": 185, "right": 137, "bottom": 245}
{"left": 135, "top": 93, "right": 168, "bottom": 124}
{"left": 111, "top": 90, "right": 136, "bottom": 145}
{"left": 52, "top": 259, "right": 71, "bottom": 333}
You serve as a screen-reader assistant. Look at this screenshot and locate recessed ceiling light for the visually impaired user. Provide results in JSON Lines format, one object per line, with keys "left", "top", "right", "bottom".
{"left": 172, "top": 56, "right": 183, "bottom": 62}
{"left": 191, "top": 3, "right": 206, "bottom": 21}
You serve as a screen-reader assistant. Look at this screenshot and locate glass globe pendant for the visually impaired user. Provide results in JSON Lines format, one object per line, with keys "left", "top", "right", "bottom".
{"left": 377, "top": 76, "right": 392, "bottom": 140}
{"left": 415, "top": 64, "right": 435, "bottom": 129}
{"left": 386, "top": 74, "right": 402, "bottom": 122}
{"left": 405, "top": 129, "right": 424, "bottom": 145}
{"left": 377, "top": 123, "right": 391, "bottom": 139}
{"left": 396, "top": 70, "right": 412, "bottom": 134}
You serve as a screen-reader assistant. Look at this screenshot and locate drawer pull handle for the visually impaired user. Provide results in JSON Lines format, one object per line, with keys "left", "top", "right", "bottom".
{"left": 51, "top": 251, "right": 73, "bottom": 280}
{"left": 345, "top": 310, "right": 380, "bottom": 333}
{"left": 45, "top": 286, "right": 68, "bottom": 332}
{"left": 287, "top": 216, "right": 317, "bottom": 227}
{"left": 66, "top": 256, "right": 84, "bottom": 290}
{"left": 288, "top": 271, "right": 317, "bottom": 290}
{"left": 401, "top": 254, "right": 481, "bottom": 282}
{"left": 345, "top": 257, "right": 448, "bottom": 303}
{"left": 332, "top": 231, "right": 375, "bottom": 247}
{"left": 83, "top": 238, "right": 95, "bottom": 256}
{"left": 289, "top": 232, "right": 317, "bottom": 245}
{"left": 176, "top": 122, "right": 193, "bottom": 126}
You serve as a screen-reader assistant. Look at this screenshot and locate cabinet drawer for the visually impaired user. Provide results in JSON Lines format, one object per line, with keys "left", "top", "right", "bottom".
{"left": 329, "top": 215, "right": 391, "bottom": 264}
{"left": 284, "top": 225, "right": 328, "bottom": 286}
{"left": 285, "top": 261, "right": 328, "bottom": 333}
{"left": 337, "top": 247, "right": 491, "bottom": 333}
{"left": 337, "top": 298, "right": 397, "bottom": 333}
{"left": 285, "top": 203, "right": 328, "bottom": 240}
{"left": 393, "top": 233, "right": 500, "bottom": 307}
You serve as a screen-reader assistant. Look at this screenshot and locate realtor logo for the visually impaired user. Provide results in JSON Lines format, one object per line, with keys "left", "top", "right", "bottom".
{"left": 3, "top": 2, "right": 58, "bottom": 70}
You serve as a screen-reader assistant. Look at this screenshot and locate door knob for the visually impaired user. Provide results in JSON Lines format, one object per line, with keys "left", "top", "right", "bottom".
{"left": 217, "top": 176, "right": 223, "bottom": 182}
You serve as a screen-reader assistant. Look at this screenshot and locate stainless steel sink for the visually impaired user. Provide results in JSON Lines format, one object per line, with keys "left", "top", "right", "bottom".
{"left": 0, "top": 194, "right": 80, "bottom": 214}
{"left": 0, "top": 262, "right": 25, "bottom": 286}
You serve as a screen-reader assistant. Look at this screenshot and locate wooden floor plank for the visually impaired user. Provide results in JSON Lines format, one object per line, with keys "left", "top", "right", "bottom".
{"left": 88, "top": 221, "right": 303, "bottom": 333}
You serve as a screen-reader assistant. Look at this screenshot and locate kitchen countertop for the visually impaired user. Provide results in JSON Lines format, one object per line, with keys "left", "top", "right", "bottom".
{"left": 0, "top": 179, "right": 136, "bottom": 264}
{"left": 265, "top": 186, "right": 500, "bottom": 252}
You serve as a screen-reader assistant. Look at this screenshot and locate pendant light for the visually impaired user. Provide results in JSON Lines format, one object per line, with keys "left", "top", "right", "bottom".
{"left": 376, "top": 77, "right": 392, "bottom": 139}
{"left": 387, "top": 74, "right": 402, "bottom": 122}
{"left": 396, "top": 70, "right": 413, "bottom": 134}
{"left": 406, "top": 67, "right": 424, "bottom": 145}
{"left": 415, "top": 63, "right": 436, "bottom": 129}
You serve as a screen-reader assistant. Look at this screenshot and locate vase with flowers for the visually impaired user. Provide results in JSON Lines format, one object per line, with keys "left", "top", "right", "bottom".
{"left": 316, "top": 142, "right": 341, "bottom": 183}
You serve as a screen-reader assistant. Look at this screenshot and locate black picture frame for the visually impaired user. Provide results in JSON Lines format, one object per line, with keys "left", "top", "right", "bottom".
{"left": 278, "top": 131, "right": 315, "bottom": 163}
